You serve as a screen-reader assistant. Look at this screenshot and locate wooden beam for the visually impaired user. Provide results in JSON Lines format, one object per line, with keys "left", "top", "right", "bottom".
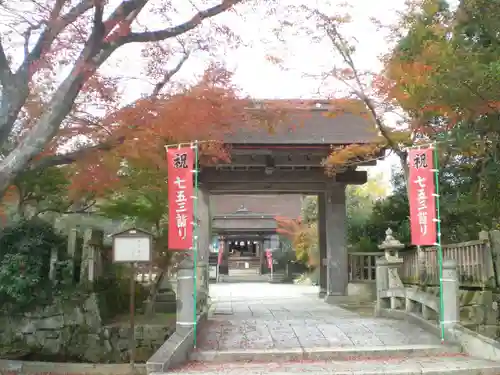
{"left": 212, "top": 231, "right": 275, "bottom": 236}
{"left": 212, "top": 218, "right": 277, "bottom": 230}
{"left": 200, "top": 168, "right": 331, "bottom": 183}
{"left": 218, "top": 154, "right": 325, "bottom": 167}
{"left": 200, "top": 168, "right": 367, "bottom": 185}
{"left": 230, "top": 148, "right": 329, "bottom": 157}
{"left": 207, "top": 182, "right": 328, "bottom": 194}
{"left": 336, "top": 170, "right": 368, "bottom": 185}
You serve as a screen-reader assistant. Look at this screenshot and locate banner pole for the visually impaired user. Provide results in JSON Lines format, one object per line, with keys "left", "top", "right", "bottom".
{"left": 433, "top": 142, "right": 445, "bottom": 342}
{"left": 192, "top": 140, "right": 199, "bottom": 348}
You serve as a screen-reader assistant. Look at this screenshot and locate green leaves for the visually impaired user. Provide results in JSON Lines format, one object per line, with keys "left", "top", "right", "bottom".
{"left": 380, "top": 0, "right": 500, "bottom": 235}
{"left": 98, "top": 163, "right": 169, "bottom": 234}
{"left": 0, "top": 219, "right": 67, "bottom": 313}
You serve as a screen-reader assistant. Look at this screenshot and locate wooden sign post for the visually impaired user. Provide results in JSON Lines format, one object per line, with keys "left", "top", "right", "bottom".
{"left": 111, "top": 228, "right": 153, "bottom": 368}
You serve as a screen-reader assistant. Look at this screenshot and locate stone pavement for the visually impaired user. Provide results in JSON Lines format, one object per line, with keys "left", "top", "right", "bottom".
{"left": 161, "top": 283, "right": 500, "bottom": 374}
{"left": 194, "top": 283, "right": 444, "bottom": 355}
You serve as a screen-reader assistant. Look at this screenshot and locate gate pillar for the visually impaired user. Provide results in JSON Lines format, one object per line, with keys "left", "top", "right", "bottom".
{"left": 318, "top": 192, "right": 327, "bottom": 298}
{"left": 323, "top": 184, "right": 348, "bottom": 300}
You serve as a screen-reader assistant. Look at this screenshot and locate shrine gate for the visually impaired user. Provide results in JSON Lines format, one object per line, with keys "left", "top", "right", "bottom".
{"left": 194, "top": 100, "right": 380, "bottom": 299}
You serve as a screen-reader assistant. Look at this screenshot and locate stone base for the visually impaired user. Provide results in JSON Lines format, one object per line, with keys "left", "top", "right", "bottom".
{"left": 324, "top": 294, "right": 350, "bottom": 305}
{"left": 318, "top": 290, "right": 326, "bottom": 298}
{"left": 347, "top": 282, "right": 376, "bottom": 301}
{"left": 146, "top": 307, "right": 209, "bottom": 373}
{"left": 154, "top": 301, "right": 177, "bottom": 314}
{"left": 154, "top": 290, "right": 177, "bottom": 313}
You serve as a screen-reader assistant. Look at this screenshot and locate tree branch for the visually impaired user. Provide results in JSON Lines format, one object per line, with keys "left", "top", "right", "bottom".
{"left": 87, "top": 0, "right": 106, "bottom": 56}
{"left": 23, "top": 21, "right": 45, "bottom": 61}
{"left": 0, "top": 37, "right": 13, "bottom": 86}
{"left": 31, "top": 40, "right": 188, "bottom": 169}
{"left": 21, "top": 0, "right": 96, "bottom": 73}
{"left": 151, "top": 49, "right": 190, "bottom": 97}
{"left": 36, "top": 199, "right": 97, "bottom": 216}
{"left": 103, "top": 0, "right": 149, "bottom": 35}
{"left": 29, "top": 137, "right": 125, "bottom": 170}
{"left": 120, "top": 0, "right": 243, "bottom": 44}
{"left": 317, "top": 11, "right": 405, "bottom": 161}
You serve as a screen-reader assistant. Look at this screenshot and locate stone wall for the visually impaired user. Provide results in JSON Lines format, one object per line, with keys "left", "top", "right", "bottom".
{"left": 0, "top": 294, "right": 174, "bottom": 363}
{"left": 414, "top": 286, "right": 500, "bottom": 339}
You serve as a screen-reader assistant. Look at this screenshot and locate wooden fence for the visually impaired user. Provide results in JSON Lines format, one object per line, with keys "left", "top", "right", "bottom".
{"left": 348, "top": 252, "right": 381, "bottom": 283}
{"left": 348, "top": 230, "right": 500, "bottom": 289}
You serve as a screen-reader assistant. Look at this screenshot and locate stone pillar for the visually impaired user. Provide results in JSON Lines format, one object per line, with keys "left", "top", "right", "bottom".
{"left": 197, "top": 186, "right": 211, "bottom": 263}
{"left": 176, "top": 258, "right": 196, "bottom": 330}
{"left": 441, "top": 259, "right": 459, "bottom": 330}
{"left": 259, "top": 240, "right": 267, "bottom": 275}
{"left": 375, "top": 257, "right": 389, "bottom": 316}
{"left": 489, "top": 230, "right": 500, "bottom": 288}
{"left": 49, "top": 247, "right": 58, "bottom": 282}
{"left": 79, "top": 229, "right": 104, "bottom": 283}
{"left": 80, "top": 229, "right": 94, "bottom": 282}
{"left": 67, "top": 227, "right": 78, "bottom": 258}
{"left": 196, "top": 186, "right": 210, "bottom": 308}
{"left": 64, "top": 227, "right": 78, "bottom": 282}
{"left": 479, "top": 230, "right": 496, "bottom": 287}
{"left": 317, "top": 193, "right": 327, "bottom": 298}
{"left": 324, "top": 185, "right": 348, "bottom": 299}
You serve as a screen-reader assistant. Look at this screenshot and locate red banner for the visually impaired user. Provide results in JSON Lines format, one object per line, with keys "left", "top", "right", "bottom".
{"left": 217, "top": 239, "right": 224, "bottom": 265}
{"left": 167, "top": 147, "right": 194, "bottom": 250}
{"left": 408, "top": 148, "right": 437, "bottom": 246}
{"left": 265, "top": 249, "right": 273, "bottom": 269}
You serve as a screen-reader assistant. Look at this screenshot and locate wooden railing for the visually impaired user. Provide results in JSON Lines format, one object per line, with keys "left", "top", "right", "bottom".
{"left": 399, "top": 238, "right": 494, "bottom": 287}
{"left": 348, "top": 232, "right": 497, "bottom": 288}
{"left": 348, "top": 252, "right": 383, "bottom": 283}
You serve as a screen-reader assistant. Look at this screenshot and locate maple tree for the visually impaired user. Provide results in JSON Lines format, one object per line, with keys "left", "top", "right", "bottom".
{"left": 66, "top": 65, "right": 260, "bottom": 197}
{"left": 338, "top": 0, "right": 500, "bottom": 253}
{"left": 276, "top": 215, "right": 319, "bottom": 268}
{"left": 383, "top": 0, "right": 500, "bottom": 231}
{"left": 0, "top": 0, "right": 281, "bottom": 199}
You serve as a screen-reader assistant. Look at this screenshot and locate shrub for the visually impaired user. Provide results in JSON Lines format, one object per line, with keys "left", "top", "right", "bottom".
{"left": 0, "top": 219, "right": 67, "bottom": 313}
{"left": 93, "top": 272, "right": 150, "bottom": 323}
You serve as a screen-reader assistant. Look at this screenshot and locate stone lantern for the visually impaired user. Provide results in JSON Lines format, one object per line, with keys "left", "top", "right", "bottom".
{"left": 378, "top": 228, "right": 404, "bottom": 289}
{"left": 379, "top": 228, "right": 404, "bottom": 260}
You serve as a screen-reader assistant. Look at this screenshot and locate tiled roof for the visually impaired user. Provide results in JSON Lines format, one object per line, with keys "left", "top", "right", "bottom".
{"left": 210, "top": 194, "right": 302, "bottom": 219}
{"left": 222, "top": 100, "right": 378, "bottom": 145}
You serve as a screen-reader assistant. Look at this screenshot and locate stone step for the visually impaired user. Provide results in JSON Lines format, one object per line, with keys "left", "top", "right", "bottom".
{"left": 218, "top": 274, "right": 270, "bottom": 283}
{"left": 188, "top": 344, "right": 462, "bottom": 363}
{"left": 228, "top": 269, "right": 261, "bottom": 275}
{"left": 158, "top": 355, "right": 500, "bottom": 375}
